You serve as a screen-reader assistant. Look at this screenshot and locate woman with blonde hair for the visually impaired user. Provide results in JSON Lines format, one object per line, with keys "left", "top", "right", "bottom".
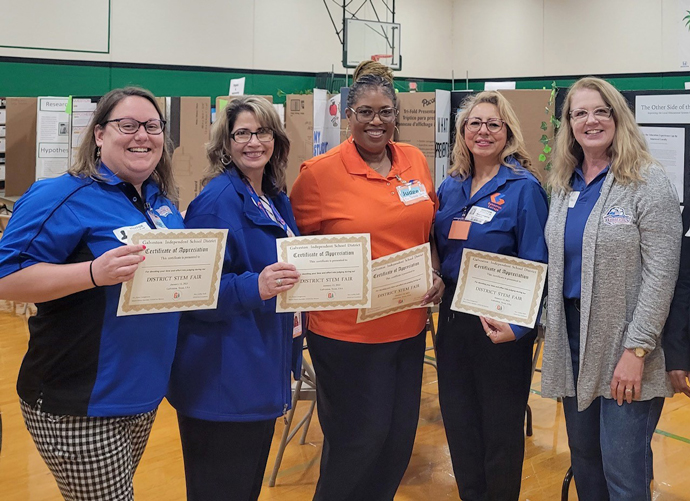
{"left": 434, "top": 90, "right": 548, "bottom": 500}
{"left": 167, "top": 96, "right": 303, "bottom": 501}
{"left": 0, "top": 86, "right": 184, "bottom": 499}
{"left": 542, "top": 77, "right": 681, "bottom": 500}
{"left": 291, "top": 60, "right": 443, "bottom": 501}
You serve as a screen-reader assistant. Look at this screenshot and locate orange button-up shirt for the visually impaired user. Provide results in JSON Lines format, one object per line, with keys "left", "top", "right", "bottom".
{"left": 290, "top": 139, "right": 438, "bottom": 344}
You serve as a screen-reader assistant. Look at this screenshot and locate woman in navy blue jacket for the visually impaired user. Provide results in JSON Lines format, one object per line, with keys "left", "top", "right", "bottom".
{"left": 434, "top": 91, "right": 548, "bottom": 501}
{"left": 167, "top": 96, "right": 302, "bottom": 501}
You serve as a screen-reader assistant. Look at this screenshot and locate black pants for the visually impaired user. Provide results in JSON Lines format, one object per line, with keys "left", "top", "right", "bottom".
{"left": 307, "top": 329, "right": 426, "bottom": 501}
{"left": 177, "top": 413, "right": 275, "bottom": 501}
{"left": 436, "top": 298, "right": 536, "bottom": 501}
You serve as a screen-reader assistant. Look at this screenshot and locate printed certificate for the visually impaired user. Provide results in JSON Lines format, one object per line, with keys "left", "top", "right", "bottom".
{"left": 450, "top": 249, "right": 547, "bottom": 328}
{"left": 357, "top": 243, "right": 433, "bottom": 323}
{"left": 275, "top": 234, "right": 372, "bottom": 312}
{"left": 117, "top": 229, "right": 227, "bottom": 316}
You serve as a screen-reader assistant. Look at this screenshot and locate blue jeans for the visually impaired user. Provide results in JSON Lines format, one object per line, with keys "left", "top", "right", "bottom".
{"left": 562, "top": 299, "right": 664, "bottom": 501}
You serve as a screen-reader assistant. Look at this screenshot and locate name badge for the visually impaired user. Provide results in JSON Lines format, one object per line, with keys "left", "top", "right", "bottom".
{"left": 113, "top": 222, "right": 150, "bottom": 244}
{"left": 293, "top": 313, "right": 303, "bottom": 338}
{"left": 465, "top": 206, "right": 496, "bottom": 224}
{"left": 568, "top": 191, "right": 580, "bottom": 208}
{"left": 449, "top": 219, "right": 471, "bottom": 240}
{"left": 396, "top": 181, "right": 430, "bottom": 206}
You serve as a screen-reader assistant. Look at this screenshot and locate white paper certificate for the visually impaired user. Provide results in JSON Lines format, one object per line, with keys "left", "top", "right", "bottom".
{"left": 275, "top": 234, "right": 372, "bottom": 312}
{"left": 117, "top": 229, "right": 228, "bottom": 316}
{"left": 357, "top": 243, "right": 433, "bottom": 323}
{"left": 450, "top": 250, "right": 547, "bottom": 328}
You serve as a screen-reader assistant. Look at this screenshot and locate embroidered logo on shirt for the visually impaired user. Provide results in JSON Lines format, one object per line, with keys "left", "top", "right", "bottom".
{"left": 603, "top": 207, "right": 632, "bottom": 226}
{"left": 156, "top": 206, "right": 173, "bottom": 217}
{"left": 488, "top": 192, "right": 505, "bottom": 211}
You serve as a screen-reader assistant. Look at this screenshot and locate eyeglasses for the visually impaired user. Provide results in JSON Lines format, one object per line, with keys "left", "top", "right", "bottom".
{"left": 103, "top": 118, "right": 166, "bottom": 135}
{"left": 348, "top": 107, "right": 398, "bottom": 124}
{"left": 231, "top": 128, "right": 275, "bottom": 143}
{"left": 569, "top": 106, "right": 613, "bottom": 122}
{"left": 464, "top": 118, "right": 505, "bottom": 133}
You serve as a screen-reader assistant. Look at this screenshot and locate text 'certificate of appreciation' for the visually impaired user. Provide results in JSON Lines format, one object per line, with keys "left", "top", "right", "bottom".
{"left": 450, "top": 250, "right": 547, "bottom": 328}
{"left": 117, "top": 229, "right": 228, "bottom": 316}
{"left": 276, "top": 234, "right": 372, "bottom": 312}
{"left": 357, "top": 243, "right": 433, "bottom": 323}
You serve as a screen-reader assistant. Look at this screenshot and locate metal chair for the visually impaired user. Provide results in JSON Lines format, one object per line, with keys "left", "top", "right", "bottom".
{"left": 423, "top": 307, "right": 438, "bottom": 369}
{"left": 267, "top": 354, "right": 317, "bottom": 487}
{"left": 561, "top": 466, "right": 573, "bottom": 500}
{"left": 525, "top": 325, "right": 545, "bottom": 437}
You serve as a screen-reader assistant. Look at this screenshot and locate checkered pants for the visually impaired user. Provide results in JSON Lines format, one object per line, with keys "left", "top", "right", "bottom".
{"left": 20, "top": 399, "right": 157, "bottom": 501}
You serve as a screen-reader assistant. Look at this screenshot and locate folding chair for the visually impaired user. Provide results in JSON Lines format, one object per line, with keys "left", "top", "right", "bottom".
{"left": 525, "top": 324, "right": 545, "bottom": 437}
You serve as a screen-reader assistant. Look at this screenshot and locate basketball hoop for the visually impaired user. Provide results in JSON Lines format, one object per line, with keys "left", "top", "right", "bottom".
{"left": 371, "top": 54, "right": 393, "bottom": 63}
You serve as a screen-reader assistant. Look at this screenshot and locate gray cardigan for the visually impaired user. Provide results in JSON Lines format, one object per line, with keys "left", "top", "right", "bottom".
{"left": 542, "top": 163, "right": 681, "bottom": 410}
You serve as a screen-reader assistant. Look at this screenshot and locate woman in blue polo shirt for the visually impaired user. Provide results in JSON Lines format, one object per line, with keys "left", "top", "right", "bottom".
{"left": 0, "top": 87, "right": 183, "bottom": 500}
{"left": 434, "top": 91, "right": 548, "bottom": 501}
{"left": 167, "top": 96, "right": 302, "bottom": 501}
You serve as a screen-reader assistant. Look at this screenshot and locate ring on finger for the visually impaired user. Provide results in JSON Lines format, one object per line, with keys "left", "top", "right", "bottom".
{"left": 625, "top": 388, "right": 633, "bottom": 394}
{"left": 276, "top": 278, "right": 283, "bottom": 287}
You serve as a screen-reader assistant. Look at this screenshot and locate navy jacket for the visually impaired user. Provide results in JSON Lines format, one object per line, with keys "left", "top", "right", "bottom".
{"left": 664, "top": 207, "right": 690, "bottom": 371}
{"left": 0, "top": 167, "right": 183, "bottom": 416}
{"left": 168, "top": 169, "right": 303, "bottom": 421}
{"left": 434, "top": 161, "right": 548, "bottom": 339}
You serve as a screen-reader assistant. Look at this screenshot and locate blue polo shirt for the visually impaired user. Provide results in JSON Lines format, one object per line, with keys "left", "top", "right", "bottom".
{"left": 563, "top": 166, "right": 609, "bottom": 299}
{"left": 0, "top": 165, "right": 184, "bottom": 416}
{"left": 434, "top": 160, "right": 548, "bottom": 339}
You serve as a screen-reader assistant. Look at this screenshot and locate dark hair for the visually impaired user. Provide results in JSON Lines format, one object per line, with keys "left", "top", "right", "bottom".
{"left": 346, "top": 60, "right": 396, "bottom": 109}
{"left": 205, "top": 96, "right": 289, "bottom": 196}
{"left": 69, "top": 86, "right": 176, "bottom": 199}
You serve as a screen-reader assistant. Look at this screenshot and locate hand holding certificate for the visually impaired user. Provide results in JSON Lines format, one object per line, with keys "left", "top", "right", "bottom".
{"left": 275, "top": 234, "right": 372, "bottom": 312}
{"left": 451, "top": 249, "right": 547, "bottom": 328}
{"left": 357, "top": 243, "right": 434, "bottom": 323}
{"left": 117, "top": 229, "right": 227, "bottom": 316}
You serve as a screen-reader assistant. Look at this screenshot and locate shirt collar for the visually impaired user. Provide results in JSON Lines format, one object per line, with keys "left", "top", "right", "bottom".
{"left": 339, "top": 139, "right": 413, "bottom": 179}
{"left": 573, "top": 164, "right": 610, "bottom": 185}
{"left": 97, "top": 162, "right": 159, "bottom": 197}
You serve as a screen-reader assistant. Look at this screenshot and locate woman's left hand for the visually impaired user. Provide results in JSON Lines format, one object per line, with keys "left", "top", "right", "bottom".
{"left": 610, "top": 349, "right": 645, "bottom": 405}
{"left": 480, "top": 316, "right": 516, "bottom": 344}
{"left": 421, "top": 274, "right": 444, "bottom": 306}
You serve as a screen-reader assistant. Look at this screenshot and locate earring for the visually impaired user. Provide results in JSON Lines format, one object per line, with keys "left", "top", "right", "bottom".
{"left": 95, "top": 147, "right": 101, "bottom": 159}
{"left": 346, "top": 125, "right": 355, "bottom": 144}
{"left": 220, "top": 153, "right": 231, "bottom": 166}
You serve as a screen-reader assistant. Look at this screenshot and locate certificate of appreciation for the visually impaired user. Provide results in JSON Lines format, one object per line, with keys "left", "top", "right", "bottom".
{"left": 450, "top": 250, "right": 547, "bottom": 328}
{"left": 117, "top": 229, "right": 228, "bottom": 316}
{"left": 357, "top": 243, "right": 433, "bottom": 323}
{"left": 275, "top": 234, "right": 372, "bottom": 312}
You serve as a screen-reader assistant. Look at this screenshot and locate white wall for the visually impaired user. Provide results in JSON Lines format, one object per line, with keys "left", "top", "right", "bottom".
{"left": 0, "top": 0, "right": 454, "bottom": 79}
{"left": 2, "top": 0, "right": 690, "bottom": 80}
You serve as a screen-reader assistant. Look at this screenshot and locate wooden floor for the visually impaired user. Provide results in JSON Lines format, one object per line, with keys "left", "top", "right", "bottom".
{"left": 2, "top": 305, "right": 690, "bottom": 500}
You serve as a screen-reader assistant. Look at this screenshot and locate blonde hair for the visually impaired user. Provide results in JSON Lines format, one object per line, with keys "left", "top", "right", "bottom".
{"left": 550, "top": 77, "right": 655, "bottom": 192}
{"left": 69, "top": 87, "right": 176, "bottom": 199}
{"left": 205, "top": 96, "right": 289, "bottom": 195}
{"left": 449, "top": 91, "right": 535, "bottom": 179}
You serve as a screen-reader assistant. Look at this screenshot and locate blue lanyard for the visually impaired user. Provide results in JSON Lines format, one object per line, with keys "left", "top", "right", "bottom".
{"left": 243, "top": 179, "right": 290, "bottom": 234}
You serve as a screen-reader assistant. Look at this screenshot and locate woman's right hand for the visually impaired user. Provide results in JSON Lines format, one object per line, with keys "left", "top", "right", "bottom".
{"left": 258, "top": 262, "right": 300, "bottom": 300}
{"left": 669, "top": 370, "right": 690, "bottom": 398}
{"left": 91, "top": 244, "right": 146, "bottom": 286}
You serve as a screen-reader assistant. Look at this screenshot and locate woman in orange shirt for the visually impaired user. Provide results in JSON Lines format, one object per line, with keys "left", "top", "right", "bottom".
{"left": 290, "top": 60, "right": 443, "bottom": 501}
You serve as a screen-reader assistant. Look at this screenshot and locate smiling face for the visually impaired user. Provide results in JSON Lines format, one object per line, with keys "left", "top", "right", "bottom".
{"left": 346, "top": 88, "right": 396, "bottom": 155}
{"left": 569, "top": 88, "right": 616, "bottom": 159}
{"left": 229, "top": 110, "right": 275, "bottom": 179}
{"left": 463, "top": 102, "right": 507, "bottom": 164}
{"left": 94, "top": 96, "right": 164, "bottom": 187}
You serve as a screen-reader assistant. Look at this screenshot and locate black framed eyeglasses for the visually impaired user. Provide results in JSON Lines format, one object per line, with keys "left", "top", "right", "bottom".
{"left": 103, "top": 118, "right": 166, "bottom": 135}
{"left": 569, "top": 106, "right": 613, "bottom": 122}
{"left": 348, "top": 107, "right": 398, "bottom": 124}
{"left": 231, "top": 128, "right": 275, "bottom": 143}
{"left": 464, "top": 118, "right": 505, "bottom": 133}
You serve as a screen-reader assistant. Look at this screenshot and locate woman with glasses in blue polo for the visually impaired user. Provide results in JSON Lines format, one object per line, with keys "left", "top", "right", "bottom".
{"left": 0, "top": 87, "right": 183, "bottom": 500}
{"left": 167, "top": 96, "right": 303, "bottom": 501}
{"left": 434, "top": 91, "right": 548, "bottom": 501}
{"left": 542, "top": 77, "right": 681, "bottom": 500}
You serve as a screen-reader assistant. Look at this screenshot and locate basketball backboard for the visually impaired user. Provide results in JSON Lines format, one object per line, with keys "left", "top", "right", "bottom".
{"left": 343, "top": 18, "right": 401, "bottom": 71}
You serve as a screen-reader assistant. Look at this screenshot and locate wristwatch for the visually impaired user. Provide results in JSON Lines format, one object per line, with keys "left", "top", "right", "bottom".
{"left": 633, "top": 347, "right": 647, "bottom": 358}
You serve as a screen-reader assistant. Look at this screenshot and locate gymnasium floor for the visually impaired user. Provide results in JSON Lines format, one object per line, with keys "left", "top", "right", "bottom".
{"left": 1, "top": 305, "right": 689, "bottom": 500}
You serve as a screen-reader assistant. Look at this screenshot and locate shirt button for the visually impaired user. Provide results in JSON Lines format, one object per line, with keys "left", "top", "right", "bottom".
{"left": 133, "top": 197, "right": 138, "bottom": 202}
{"left": 387, "top": 182, "right": 390, "bottom": 186}
{"left": 391, "top": 192, "right": 395, "bottom": 195}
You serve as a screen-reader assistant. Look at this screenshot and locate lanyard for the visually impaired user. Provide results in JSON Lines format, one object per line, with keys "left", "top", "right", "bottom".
{"left": 243, "top": 179, "right": 290, "bottom": 234}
